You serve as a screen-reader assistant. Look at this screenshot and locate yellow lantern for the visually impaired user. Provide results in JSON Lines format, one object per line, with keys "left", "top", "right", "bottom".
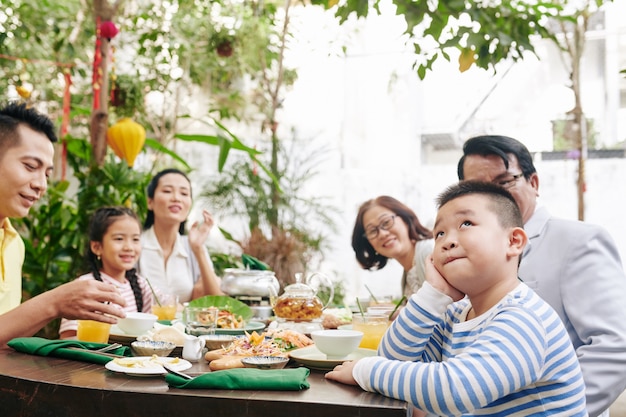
{"left": 106, "top": 118, "right": 146, "bottom": 167}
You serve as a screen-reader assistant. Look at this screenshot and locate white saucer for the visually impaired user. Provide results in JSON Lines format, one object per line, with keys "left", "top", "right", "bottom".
{"left": 289, "top": 345, "right": 376, "bottom": 371}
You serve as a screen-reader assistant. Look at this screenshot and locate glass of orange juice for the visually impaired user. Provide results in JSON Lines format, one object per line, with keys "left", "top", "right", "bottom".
{"left": 152, "top": 293, "right": 179, "bottom": 321}
{"left": 351, "top": 313, "right": 389, "bottom": 350}
{"left": 76, "top": 320, "right": 111, "bottom": 343}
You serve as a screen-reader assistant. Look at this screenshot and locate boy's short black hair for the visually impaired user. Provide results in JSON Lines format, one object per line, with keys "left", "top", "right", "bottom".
{"left": 436, "top": 181, "right": 523, "bottom": 229}
{"left": 0, "top": 102, "right": 58, "bottom": 152}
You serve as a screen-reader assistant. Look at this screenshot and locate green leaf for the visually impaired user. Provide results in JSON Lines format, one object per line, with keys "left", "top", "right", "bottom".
{"left": 143, "top": 138, "right": 191, "bottom": 170}
{"left": 188, "top": 295, "right": 253, "bottom": 321}
{"left": 217, "top": 136, "right": 232, "bottom": 172}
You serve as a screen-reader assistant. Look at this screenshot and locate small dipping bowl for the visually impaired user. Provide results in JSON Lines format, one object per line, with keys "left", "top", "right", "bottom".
{"left": 240, "top": 356, "right": 289, "bottom": 370}
{"left": 199, "top": 334, "right": 238, "bottom": 351}
{"left": 131, "top": 340, "right": 176, "bottom": 357}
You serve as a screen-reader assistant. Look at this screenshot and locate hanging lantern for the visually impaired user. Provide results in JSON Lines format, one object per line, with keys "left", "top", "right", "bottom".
{"left": 99, "top": 20, "right": 119, "bottom": 41}
{"left": 106, "top": 118, "right": 146, "bottom": 167}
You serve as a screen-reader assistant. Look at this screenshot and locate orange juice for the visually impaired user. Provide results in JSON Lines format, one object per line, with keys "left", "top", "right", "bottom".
{"left": 152, "top": 304, "right": 177, "bottom": 321}
{"left": 76, "top": 320, "right": 111, "bottom": 343}
{"left": 352, "top": 314, "right": 389, "bottom": 350}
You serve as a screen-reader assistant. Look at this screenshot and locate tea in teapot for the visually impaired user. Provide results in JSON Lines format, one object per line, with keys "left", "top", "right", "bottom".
{"left": 270, "top": 272, "right": 334, "bottom": 322}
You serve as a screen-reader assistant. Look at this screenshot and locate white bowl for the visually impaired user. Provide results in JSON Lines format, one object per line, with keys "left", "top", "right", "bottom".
{"left": 117, "top": 312, "right": 158, "bottom": 335}
{"left": 131, "top": 340, "right": 176, "bottom": 357}
{"left": 310, "top": 329, "right": 363, "bottom": 359}
{"left": 240, "top": 356, "right": 289, "bottom": 370}
{"left": 199, "top": 334, "right": 238, "bottom": 351}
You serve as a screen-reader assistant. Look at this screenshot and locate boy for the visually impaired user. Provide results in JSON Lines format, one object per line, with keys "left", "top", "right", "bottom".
{"left": 326, "top": 181, "right": 587, "bottom": 416}
{"left": 0, "top": 101, "right": 125, "bottom": 346}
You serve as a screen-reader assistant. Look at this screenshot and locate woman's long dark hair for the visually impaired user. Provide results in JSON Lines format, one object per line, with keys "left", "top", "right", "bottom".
{"left": 351, "top": 196, "right": 433, "bottom": 270}
{"left": 143, "top": 168, "right": 191, "bottom": 235}
{"left": 87, "top": 206, "right": 144, "bottom": 312}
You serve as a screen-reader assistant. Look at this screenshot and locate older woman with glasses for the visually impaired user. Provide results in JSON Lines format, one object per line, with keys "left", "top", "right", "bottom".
{"left": 352, "top": 196, "right": 434, "bottom": 299}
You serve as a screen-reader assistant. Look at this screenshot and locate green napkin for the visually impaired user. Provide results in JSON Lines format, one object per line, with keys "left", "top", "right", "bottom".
{"left": 166, "top": 367, "right": 310, "bottom": 390}
{"left": 8, "top": 337, "right": 131, "bottom": 365}
{"left": 242, "top": 254, "right": 270, "bottom": 271}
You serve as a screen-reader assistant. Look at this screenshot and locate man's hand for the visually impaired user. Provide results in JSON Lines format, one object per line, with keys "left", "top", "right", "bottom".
{"left": 425, "top": 254, "right": 465, "bottom": 301}
{"left": 54, "top": 280, "right": 126, "bottom": 322}
{"left": 324, "top": 360, "right": 359, "bottom": 385}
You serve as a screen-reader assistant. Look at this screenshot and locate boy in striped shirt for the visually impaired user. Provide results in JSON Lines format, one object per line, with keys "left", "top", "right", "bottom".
{"left": 326, "top": 181, "right": 587, "bottom": 416}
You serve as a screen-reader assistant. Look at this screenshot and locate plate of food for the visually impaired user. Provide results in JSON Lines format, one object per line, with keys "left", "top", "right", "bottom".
{"left": 105, "top": 356, "right": 191, "bottom": 376}
{"left": 288, "top": 345, "right": 376, "bottom": 371}
{"left": 185, "top": 296, "right": 265, "bottom": 335}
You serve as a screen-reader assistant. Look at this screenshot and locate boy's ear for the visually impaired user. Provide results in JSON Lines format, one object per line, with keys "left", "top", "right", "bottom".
{"left": 508, "top": 227, "right": 527, "bottom": 256}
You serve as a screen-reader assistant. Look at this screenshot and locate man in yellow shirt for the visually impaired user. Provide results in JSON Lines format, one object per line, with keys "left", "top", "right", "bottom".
{"left": 0, "top": 101, "right": 126, "bottom": 346}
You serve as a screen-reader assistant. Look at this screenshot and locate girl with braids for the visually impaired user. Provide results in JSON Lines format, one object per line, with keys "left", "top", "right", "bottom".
{"left": 59, "top": 207, "right": 154, "bottom": 339}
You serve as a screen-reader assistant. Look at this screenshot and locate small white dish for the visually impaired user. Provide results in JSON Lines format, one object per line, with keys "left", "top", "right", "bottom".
{"left": 241, "top": 356, "right": 289, "bottom": 370}
{"left": 289, "top": 345, "right": 376, "bottom": 371}
{"left": 131, "top": 340, "right": 176, "bottom": 357}
{"left": 105, "top": 356, "right": 191, "bottom": 376}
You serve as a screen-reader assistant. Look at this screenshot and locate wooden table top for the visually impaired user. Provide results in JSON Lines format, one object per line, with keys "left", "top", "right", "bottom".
{"left": 0, "top": 348, "right": 409, "bottom": 417}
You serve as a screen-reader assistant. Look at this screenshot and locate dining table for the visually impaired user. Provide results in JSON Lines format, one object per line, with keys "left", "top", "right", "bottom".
{"left": 0, "top": 346, "right": 410, "bottom": 417}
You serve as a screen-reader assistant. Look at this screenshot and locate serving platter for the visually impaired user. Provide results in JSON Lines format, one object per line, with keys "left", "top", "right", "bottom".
{"left": 289, "top": 345, "right": 376, "bottom": 371}
{"left": 105, "top": 356, "right": 191, "bottom": 376}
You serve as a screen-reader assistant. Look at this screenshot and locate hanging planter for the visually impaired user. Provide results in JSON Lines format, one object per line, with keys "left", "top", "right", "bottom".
{"left": 210, "top": 30, "right": 236, "bottom": 58}
{"left": 106, "top": 118, "right": 146, "bottom": 167}
{"left": 110, "top": 74, "right": 145, "bottom": 117}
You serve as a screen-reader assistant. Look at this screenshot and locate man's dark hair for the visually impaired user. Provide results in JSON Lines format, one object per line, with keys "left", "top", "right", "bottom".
{"left": 0, "top": 101, "right": 58, "bottom": 154}
{"left": 457, "top": 135, "right": 536, "bottom": 181}
{"left": 436, "top": 181, "right": 523, "bottom": 229}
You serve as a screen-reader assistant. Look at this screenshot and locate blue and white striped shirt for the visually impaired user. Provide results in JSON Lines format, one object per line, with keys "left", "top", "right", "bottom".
{"left": 352, "top": 282, "right": 587, "bottom": 416}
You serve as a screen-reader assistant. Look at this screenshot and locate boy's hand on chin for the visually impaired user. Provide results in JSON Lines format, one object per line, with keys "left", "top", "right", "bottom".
{"left": 425, "top": 255, "right": 465, "bottom": 301}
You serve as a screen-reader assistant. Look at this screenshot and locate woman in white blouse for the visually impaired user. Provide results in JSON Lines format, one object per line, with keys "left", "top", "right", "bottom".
{"left": 139, "top": 168, "right": 223, "bottom": 303}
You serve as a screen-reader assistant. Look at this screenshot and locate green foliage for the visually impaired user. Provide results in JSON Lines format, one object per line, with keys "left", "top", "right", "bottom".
{"left": 552, "top": 118, "right": 597, "bottom": 151}
{"left": 311, "top": 0, "right": 564, "bottom": 79}
{"left": 110, "top": 74, "right": 145, "bottom": 118}
{"left": 199, "top": 137, "right": 339, "bottom": 285}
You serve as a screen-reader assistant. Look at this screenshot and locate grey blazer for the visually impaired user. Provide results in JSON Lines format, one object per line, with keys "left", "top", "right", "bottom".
{"left": 520, "top": 206, "right": 626, "bottom": 417}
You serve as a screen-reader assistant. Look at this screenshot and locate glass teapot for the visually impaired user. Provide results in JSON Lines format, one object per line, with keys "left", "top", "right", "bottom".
{"left": 269, "top": 272, "right": 334, "bottom": 322}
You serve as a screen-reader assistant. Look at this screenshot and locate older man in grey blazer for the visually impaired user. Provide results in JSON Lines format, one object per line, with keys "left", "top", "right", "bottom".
{"left": 457, "top": 134, "right": 626, "bottom": 417}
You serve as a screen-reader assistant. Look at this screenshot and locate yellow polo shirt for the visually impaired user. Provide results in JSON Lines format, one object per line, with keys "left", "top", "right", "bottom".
{"left": 0, "top": 218, "right": 24, "bottom": 314}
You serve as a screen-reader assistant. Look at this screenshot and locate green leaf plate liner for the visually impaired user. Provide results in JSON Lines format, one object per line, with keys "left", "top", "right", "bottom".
{"left": 188, "top": 295, "right": 253, "bottom": 321}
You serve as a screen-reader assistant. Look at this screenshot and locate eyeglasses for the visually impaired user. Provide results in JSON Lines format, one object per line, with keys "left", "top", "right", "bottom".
{"left": 364, "top": 215, "right": 396, "bottom": 239}
{"left": 495, "top": 173, "right": 524, "bottom": 189}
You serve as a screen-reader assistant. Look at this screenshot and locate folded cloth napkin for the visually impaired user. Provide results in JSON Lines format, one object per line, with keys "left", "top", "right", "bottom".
{"left": 8, "top": 337, "right": 131, "bottom": 365}
{"left": 242, "top": 254, "right": 270, "bottom": 271}
{"left": 166, "top": 367, "right": 310, "bottom": 390}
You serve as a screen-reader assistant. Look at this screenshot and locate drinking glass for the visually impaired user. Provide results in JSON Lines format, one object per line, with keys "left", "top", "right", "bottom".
{"left": 351, "top": 314, "right": 389, "bottom": 350}
{"left": 183, "top": 306, "right": 219, "bottom": 336}
{"left": 76, "top": 320, "right": 111, "bottom": 343}
{"left": 151, "top": 293, "right": 179, "bottom": 321}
